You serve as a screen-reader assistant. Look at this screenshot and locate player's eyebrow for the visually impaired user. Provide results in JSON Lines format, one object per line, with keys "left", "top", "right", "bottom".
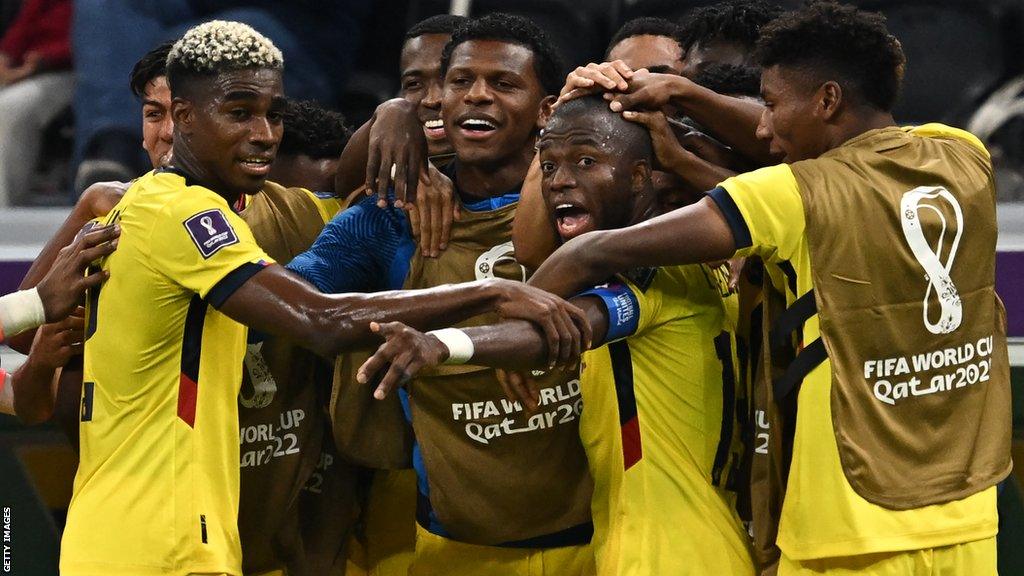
{"left": 223, "top": 89, "right": 262, "bottom": 102}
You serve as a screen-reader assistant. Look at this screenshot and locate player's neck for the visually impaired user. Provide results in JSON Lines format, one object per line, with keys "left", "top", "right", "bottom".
{"left": 454, "top": 145, "right": 534, "bottom": 202}
{"left": 172, "top": 145, "right": 242, "bottom": 207}
{"left": 831, "top": 110, "right": 896, "bottom": 150}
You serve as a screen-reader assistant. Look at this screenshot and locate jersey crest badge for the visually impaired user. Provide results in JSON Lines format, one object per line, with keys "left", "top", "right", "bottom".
{"left": 184, "top": 209, "right": 239, "bottom": 259}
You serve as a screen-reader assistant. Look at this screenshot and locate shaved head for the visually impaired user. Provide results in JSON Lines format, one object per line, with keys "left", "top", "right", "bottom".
{"left": 542, "top": 96, "right": 652, "bottom": 162}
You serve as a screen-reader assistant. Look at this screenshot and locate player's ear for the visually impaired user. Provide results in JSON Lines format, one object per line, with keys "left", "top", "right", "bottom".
{"left": 819, "top": 81, "right": 842, "bottom": 121}
{"left": 631, "top": 159, "right": 651, "bottom": 195}
{"left": 537, "top": 95, "right": 556, "bottom": 130}
{"left": 171, "top": 97, "right": 194, "bottom": 135}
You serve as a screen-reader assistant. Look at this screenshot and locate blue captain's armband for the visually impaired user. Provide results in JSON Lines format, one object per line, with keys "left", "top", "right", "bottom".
{"left": 580, "top": 282, "right": 640, "bottom": 343}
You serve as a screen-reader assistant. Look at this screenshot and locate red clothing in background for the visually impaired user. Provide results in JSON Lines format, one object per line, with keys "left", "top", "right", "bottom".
{"left": 0, "top": 0, "right": 71, "bottom": 69}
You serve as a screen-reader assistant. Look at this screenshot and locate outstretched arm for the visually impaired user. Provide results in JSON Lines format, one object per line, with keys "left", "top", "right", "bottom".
{"left": 219, "top": 266, "right": 590, "bottom": 366}
{"left": 356, "top": 295, "right": 610, "bottom": 405}
{"left": 528, "top": 196, "right": 737, "bottom": 298}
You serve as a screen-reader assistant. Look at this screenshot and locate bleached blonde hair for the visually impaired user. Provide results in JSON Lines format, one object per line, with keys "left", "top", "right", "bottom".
{"left": 167, "top": 20, "right": 283, "bottom": 74}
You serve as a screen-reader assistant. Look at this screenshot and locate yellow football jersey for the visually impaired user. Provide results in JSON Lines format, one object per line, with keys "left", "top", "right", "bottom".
{"left": 62, "top": 168, "right": 273, "bottom": 576}
{"left": 715, "top": 124, "right": 997, "bottom": 562}
{"left": 579, "top": 265, "right": 754, "bottom": 576}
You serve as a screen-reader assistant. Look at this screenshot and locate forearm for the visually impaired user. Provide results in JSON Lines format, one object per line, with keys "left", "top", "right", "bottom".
{"left": 222, "top": 267, "right": 510, "bottom": 359}
{"left": 530, "top": 196, "right": 737, "bottom": 298}
{"left": 674, "top": 82, "right": 775, "bottom": 165}
{"left": 511, "top": 156, "right": 559, "bottom": 270}
{"left": 334, "top": 119, "right": 372, "bottom": 197}
{"left": 663, "top": 149, "right": 737, "bottom": 192}
{"left": 12, "top": 359, "right": 59, "bottom": 425}
{"left": 0, "top": 288, "right": 45, "bottom": 344}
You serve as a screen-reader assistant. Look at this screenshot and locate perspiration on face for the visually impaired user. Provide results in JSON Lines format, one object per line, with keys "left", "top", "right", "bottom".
{"left": 538, "top": 100, "right": 653, "bottom": 240}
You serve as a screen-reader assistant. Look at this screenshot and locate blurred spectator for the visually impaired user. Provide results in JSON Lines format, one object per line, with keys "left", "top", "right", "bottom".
{"left": 0, "top": 0, "right": 74, "bottom": 207}
{"left": 71, "top": 0, "right": 370, "bottom": 195}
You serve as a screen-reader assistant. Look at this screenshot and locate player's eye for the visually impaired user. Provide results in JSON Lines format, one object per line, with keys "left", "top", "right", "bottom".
{"left": 144, "top": 110, "right": 163, "bottom": 120}
{"left": 230, "top": 108, "right": 251, "bottom": 120}
{"left": 496, "top": 80, "right": 516, "bottom": 90}
{"left": 540, "top": 161, "right": 556, "bottom": 174}
{"left": 450, "top": 76, "right": 471, "bottom": 87}
{"left": 403, "top": 81, "right": 422, "bottom": 91}
{"left": 578, "top": 157, "right": 596, "bottom": 167}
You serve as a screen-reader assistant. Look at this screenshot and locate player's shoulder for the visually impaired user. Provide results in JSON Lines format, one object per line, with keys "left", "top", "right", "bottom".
{"left": 906, "top": 123, "right": 990, "bottom": 158}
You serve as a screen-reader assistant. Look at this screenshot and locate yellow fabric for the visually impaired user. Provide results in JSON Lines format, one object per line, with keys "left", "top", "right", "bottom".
{"left": 720, "top": 124, "right": 997, "bottom": 561}
{"left": 300, "top": 188, "right": 343, "bottom": 224}
{"left": 777, "top": 536, "right": 996, "bottom": 575}
{"left": 361, "top": 469, "right": 417, "bottom": 576}
{"left": 580, "top": 265, "right": 754, "bottom": 576}
{"left": 410, "top": 524, "right": 595, "bottom": 576}
{"left": 63, "top": 170, "right": 273, "bottom": 576}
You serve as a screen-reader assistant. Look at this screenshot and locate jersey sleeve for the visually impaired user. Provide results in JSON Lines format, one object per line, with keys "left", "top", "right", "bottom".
{"left": 710, "top": 163, "right": 806, "bottom": 262}
{"left": 302, "top": 188, "right": 344, "bottom": 223}
{"left": 285, "top": 197, "right": 403, "bottom": 294}
{"left": 147, "top": 189, "right": 273, "bottom": 307}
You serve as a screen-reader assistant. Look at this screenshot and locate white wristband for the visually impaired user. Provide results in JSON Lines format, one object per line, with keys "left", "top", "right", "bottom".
{"left": 0, "top": 369, "right": 12, "bottom": 416}
{"left": 0, "top": 287, "right": 46, "bottom": 340}
{"left": 428, "top": 328, "right": 475, "bottom": 365}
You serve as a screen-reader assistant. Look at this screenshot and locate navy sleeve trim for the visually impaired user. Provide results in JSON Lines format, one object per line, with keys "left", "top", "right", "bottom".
{"left": 207, "top": 261, "right": 267, "bottom": 308}
{"left": 708, "top": 186, "right": 752, "bottom": 249}
{"left": 579, "top": 282, "right": 640, "bottom": 343}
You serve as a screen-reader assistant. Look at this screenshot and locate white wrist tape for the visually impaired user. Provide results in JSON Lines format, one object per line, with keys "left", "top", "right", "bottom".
{"left": 0, "top": 287, "right": 46, "bottom": 340}
{"left": 428, "top": 328, "right": 474, "bottom": 365}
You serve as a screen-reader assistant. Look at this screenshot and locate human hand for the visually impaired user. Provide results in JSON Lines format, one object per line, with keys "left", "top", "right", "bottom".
{"left": 36, "top": 223, "right": 120, "bottom": 322}
{"left": 365, "top": 98, "right": 427, "bottom": 209}
{"left": 405, "top": 163, "right": 460, "bottom": 257}
{"left": 606, "top": 70, "right": 691, "bottom": 113}
{"left": 357, "top": 321, "right": 449, "bottom": 400}
{"left": 492, "top": 280, "right": 591, "bottom": 369}
{"left": 555, "top": 60, "right": 635, "bottom": 107}
{"left": 495, "top": 368, "right": 541, "bottom": 411}
{"left": 28, "top": 310, "right": 85, "bottom": 370}
{"left": 620, "top": 109, "right": 689, "bottom": 171}
{"left": 0, "top": 51, "right": 41, "bottom": 85}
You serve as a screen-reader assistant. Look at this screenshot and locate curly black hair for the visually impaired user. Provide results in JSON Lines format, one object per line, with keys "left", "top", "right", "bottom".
{"left": 440, "top": 13, "right": 566, "bottom": 96}
{"left": 678, "top": 0, "right": 783, "bottom": 53}
{"left": 755, "top": 1, "right": 905, "bottom": 111}
{"left": 607, "top": 17, "right": 683, "bottom": 55}
{"left": 279, "top": 99, "right": 352, "bottom": 160}
{"left": 129, "top": 41, "right": 174, "bottom": 98}
{"left": 405, "top": 14, "right": 467, "bottom": 40}
{"left": 691, "top": 62, "right": 761, "bottom": 97}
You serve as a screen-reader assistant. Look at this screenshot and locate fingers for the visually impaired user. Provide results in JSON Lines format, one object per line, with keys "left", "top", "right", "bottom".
{"left": 404, "top": 148, "right": 422, "bottom": 209}
{"left": 439, "top": 185, "right": 453, "bottom": 252}
{"left": 495, "top": 369, "right": 538, "bottom": 412}
{"left": 365, "top": 136, "right": 382, "bottom": 199}
{"left": 79, "top": 223, "right": 120, "bottom": 248}
{"left": 375, "top": 154, "right": 393, "bottom": 208}
{"left": 79, "top": 268, "right": 111, "bottom": 290}
{"left": 77, "top": 237, "right": 119, "bottom": 266}
{"left": 393, "top": 153, "right": 409, "bottom": 207}
{"left": 427, "top": 189, "right": 444, "bottom": 257}
{"left": 373, "top": 350, "right": 416, "bottom": 400}
{"left": 550, "top": 302, "right": 579, "bottom": 367}
{"left": 565, "top": 302, "right": 593, "bottom": 351}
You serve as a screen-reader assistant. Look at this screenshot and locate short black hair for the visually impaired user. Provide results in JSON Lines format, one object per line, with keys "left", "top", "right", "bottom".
{"left": 545, "top": 95, "right": 653, "bottom": 162}
{"left": 679, "top": 0, "right": 784, "bottom": 53}
{"left": 440, "top": 13, "right": 566, "bottom": 96}
{"left": 279, "top": 99, "right": 352, "bottom": 159}
{"left": 130, "top": 41, "right": 174, "bottom": 98}
{"left": 607, "top": 17, "right": 683, "bottom": 56}
{"left": 405, "top": 14, "right": 467, "bottom": 40}
{"left": 755, "top": 1, "right": 905, "bottom": 111}
{"left": 692, "top": 63, "right": 761, "bottom": 97}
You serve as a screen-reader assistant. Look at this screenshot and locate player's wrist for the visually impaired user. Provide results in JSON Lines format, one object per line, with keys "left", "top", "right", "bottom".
{"left": 427, "top": 328, "right": 474, "bottom": 364}
{"left": 0, "top": 287, "right": 46, "bottom": 339}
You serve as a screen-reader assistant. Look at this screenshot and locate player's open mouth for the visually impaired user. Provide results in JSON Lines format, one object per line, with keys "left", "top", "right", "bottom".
{"left": 424, "top": 119, "right": 446, "bottom": 140}
{"left": 239, "top": 157, "right": 272, "bottom": 176}
{"left": 457, "top": 116, "right": 499, "bottom": 140}
{"left": 554, "top": 202, "right": 593, "bottom": 239}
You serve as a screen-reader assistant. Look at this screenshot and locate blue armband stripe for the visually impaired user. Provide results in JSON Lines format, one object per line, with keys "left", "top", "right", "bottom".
{"left": 581, "top": 283, "right": 640, "bottom": 342}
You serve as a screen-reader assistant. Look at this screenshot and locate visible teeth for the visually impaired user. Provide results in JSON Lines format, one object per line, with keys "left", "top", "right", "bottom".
{"left": 424, "top": 119, "right": 443, "bottom": 129}
{"left": 461, "top": 119, "right": 496, "bottom": 129}
{"left": 244, "top": 158, "right": 268, "bottom": 164}
{"left": 556, "top": 204, "right": 573, "bottom": 210}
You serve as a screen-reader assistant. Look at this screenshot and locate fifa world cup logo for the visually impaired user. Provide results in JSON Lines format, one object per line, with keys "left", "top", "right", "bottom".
{"left": 200, "top": 215, "right": 218, "bottom": 236}
{"left": 899, "top": 186, "right": 963, "bottom": 334}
